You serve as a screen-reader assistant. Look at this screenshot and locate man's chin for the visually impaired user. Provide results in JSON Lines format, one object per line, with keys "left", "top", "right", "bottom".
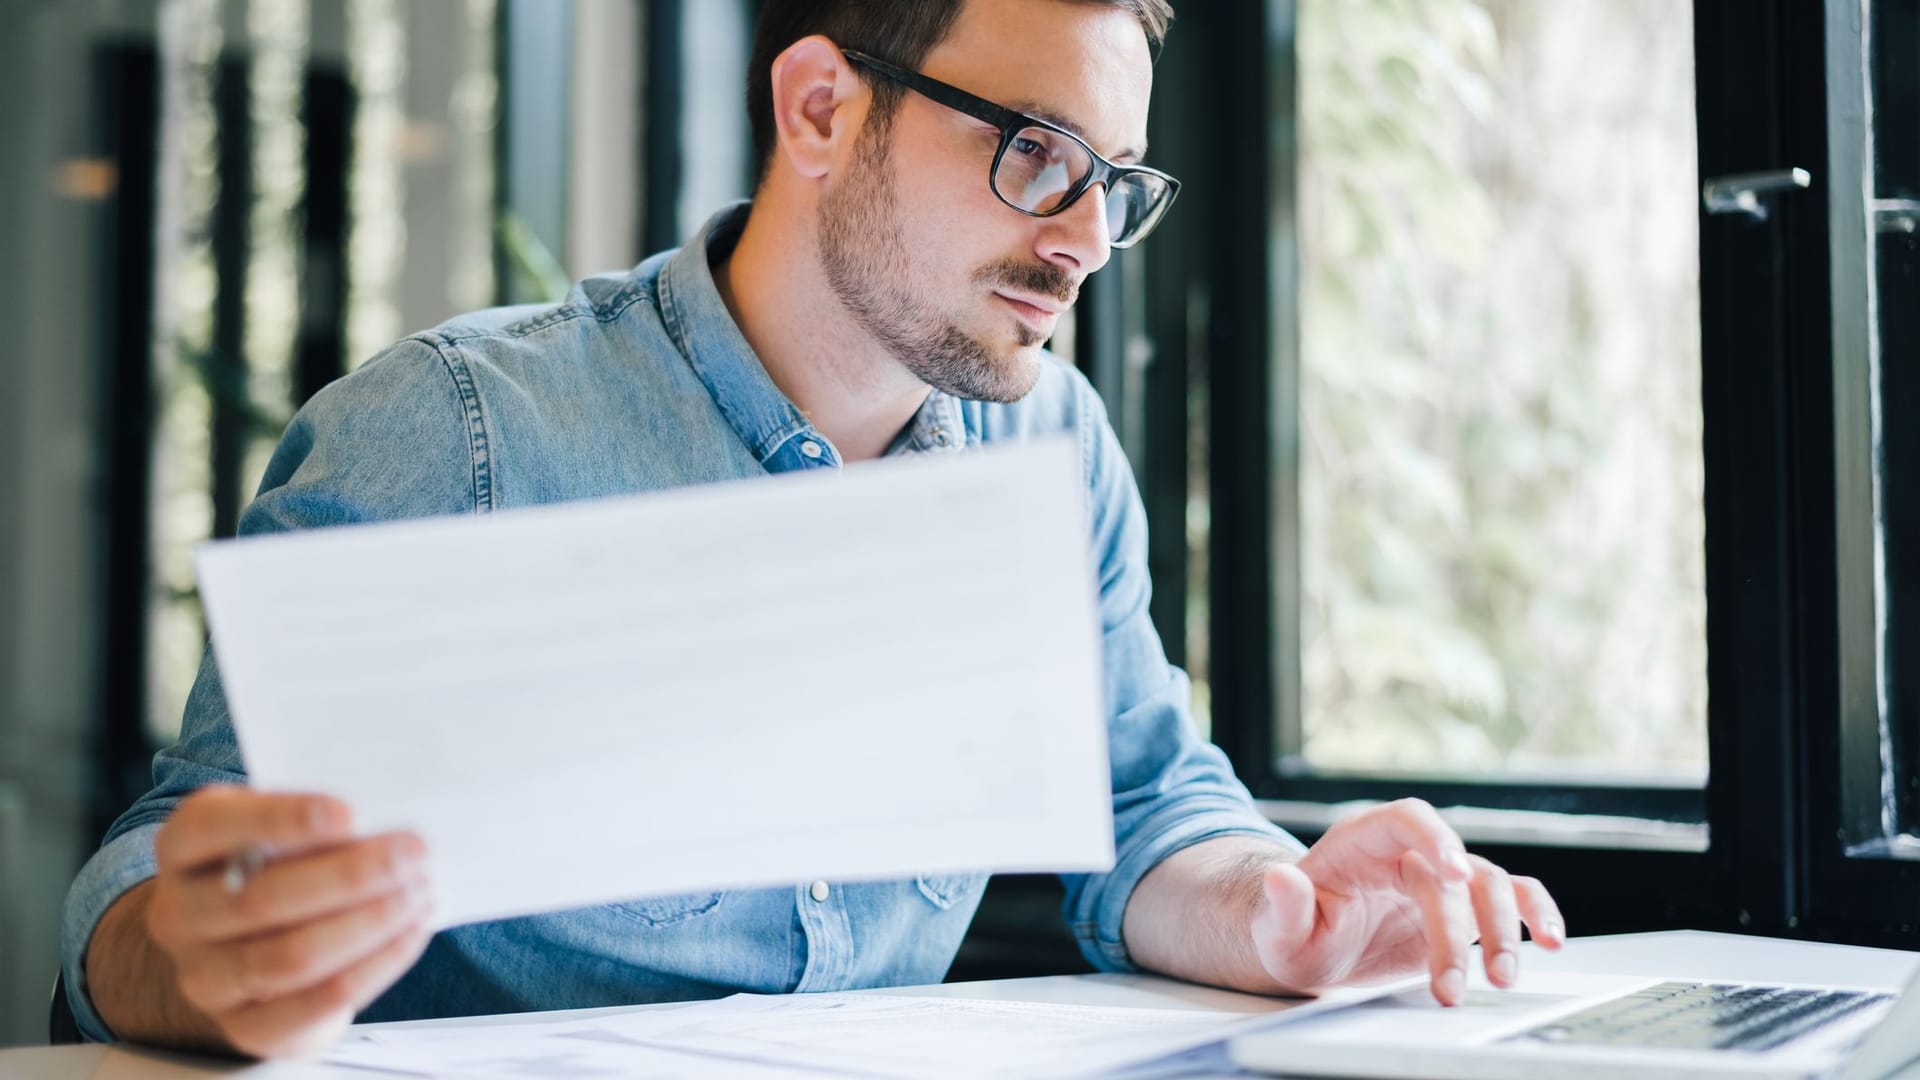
{"left": 954, "top": 348, "right": 1043, "bottom": 404}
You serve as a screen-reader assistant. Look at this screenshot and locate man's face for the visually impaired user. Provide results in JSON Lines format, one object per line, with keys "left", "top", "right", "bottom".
{"left": 817, "top": 0, "right": 1155, "bottom": 403}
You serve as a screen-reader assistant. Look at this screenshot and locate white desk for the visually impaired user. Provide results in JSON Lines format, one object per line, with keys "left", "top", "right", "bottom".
{"left": 3, "top": 931, "right": 1913, "bottom": 1079}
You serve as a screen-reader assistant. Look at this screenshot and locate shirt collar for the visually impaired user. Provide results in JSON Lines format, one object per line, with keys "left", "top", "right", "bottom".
{"left": 657, "top": 202, "right": 970, "bottom": 467}
{"left": 657, "top": 202, "right": 813, "bottom": 465}
{"left": 886, "top": 390, "right": 967, "bottom": 457}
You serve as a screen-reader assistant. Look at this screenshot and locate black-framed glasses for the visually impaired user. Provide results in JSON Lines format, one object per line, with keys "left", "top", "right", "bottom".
{"left": 842, "top": 49, "right": 1180, "bottom": 249}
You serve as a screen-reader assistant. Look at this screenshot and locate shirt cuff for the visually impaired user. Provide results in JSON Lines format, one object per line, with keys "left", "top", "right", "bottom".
{"left": 61, "top": 822, "right": 163, "bottom": 1043}
{"left": 1071, "top": 803, "right": 1304, "bottom": 974}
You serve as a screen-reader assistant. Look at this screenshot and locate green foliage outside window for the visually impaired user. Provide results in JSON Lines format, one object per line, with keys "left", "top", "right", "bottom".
{"left": 1295, "top": 0, "right": 1707, "bottom": 779}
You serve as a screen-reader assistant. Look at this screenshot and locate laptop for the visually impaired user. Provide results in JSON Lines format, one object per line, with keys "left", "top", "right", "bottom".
{"left": 1229, "top": 964, "right": 1918, "bottom": 1079}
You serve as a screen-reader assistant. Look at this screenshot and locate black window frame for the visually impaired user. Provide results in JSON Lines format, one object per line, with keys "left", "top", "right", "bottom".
{"left": 1799, "top": 0, "right": 1920, "bottom": 943}
{"left": 1875, "top": 0, "right": 1920, "bottom": 853}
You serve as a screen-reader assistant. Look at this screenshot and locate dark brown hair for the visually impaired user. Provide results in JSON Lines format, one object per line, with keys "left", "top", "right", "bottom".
{"left": 746, "top": 0, "right": 1173, "bottom": 181}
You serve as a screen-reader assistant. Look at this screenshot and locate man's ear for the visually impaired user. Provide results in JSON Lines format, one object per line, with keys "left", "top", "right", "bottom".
{"left": 767, "top": 35, "right": 866, "bottom": 180}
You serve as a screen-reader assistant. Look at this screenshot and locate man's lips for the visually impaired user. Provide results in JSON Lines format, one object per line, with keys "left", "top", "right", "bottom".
{"left": 995, "top": 292, "right": 1066, "bottom": 321}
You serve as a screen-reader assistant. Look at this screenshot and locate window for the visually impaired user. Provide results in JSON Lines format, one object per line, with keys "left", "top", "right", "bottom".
{"left": 1289, "top": 0, "right": 1706, "bottom": 784}
{"left": 1116, "top": 0, "right": 1920, "bottom": 942}
{"left": 1144, "top": 0, "right": 1713, "bottom": 832}
{"left": 142, "top": 0, "right": 499, "bottom": 746}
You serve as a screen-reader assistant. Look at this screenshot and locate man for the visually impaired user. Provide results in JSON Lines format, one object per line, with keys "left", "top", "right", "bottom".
{"left": 63, "top": 0, "right": 1564, "bottom": 1059}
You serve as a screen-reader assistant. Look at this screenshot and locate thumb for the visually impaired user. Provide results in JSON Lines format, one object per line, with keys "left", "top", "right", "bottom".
{"left": 1253, "top": 861, "right": 1317, "bottom": 956}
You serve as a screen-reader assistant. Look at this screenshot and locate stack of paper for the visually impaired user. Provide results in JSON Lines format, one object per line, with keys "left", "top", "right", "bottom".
{"left": 328, "top": 988, "right": 1372, "bottom": 1078}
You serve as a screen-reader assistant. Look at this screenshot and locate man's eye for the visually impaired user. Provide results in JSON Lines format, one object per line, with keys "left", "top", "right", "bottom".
{"left": 1010, "top": 136, "right": 1047, "bottom": 158}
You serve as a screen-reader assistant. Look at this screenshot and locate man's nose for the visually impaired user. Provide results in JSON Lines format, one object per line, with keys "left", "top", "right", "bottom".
{"left": 1037, "top": 184, "right": 1114, "bottom": 277}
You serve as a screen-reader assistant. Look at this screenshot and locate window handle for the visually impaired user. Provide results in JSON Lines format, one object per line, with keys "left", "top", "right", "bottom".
{"left": 1873, "top": 198, "right": 1920, "bottom": 235}
{"left": 1702, "top": 167, "right": 1812, "bottom": 222}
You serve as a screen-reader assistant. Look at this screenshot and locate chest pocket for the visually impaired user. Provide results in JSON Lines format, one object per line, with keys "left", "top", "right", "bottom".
{"left": 610, "top": 890, "right": 726, "bottom": 927}
{"left": 915, "top": 872, "right": 986, "bottom": 911}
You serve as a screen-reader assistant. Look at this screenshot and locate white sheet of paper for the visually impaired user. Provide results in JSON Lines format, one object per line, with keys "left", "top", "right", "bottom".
{"left": 326, "top": 988, "right": 1395, "bottom": 1080}
{"left": 196, "top": 438, "right": 1113, "bottom": 928}
{"left": 584, "top": 993, "right": 1296, "bottom": 1078}
{"left": 328, "top": 1013, "right": 801, "bottom": 1079}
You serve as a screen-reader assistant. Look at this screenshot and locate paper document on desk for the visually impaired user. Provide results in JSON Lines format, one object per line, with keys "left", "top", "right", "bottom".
{"left": 196, "top": 438, "right": 1113, "bottom": 928}
{"left": 328, "top": 989, "right": 1371, "bottom": 1079}
{"left": 577, "top": 992, "right": 1333, "bottom": 1078}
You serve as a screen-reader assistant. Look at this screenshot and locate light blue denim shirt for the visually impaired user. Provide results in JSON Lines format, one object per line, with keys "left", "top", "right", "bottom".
{"left": 61, "top": 203, "right": 1300, "bottom": 1041}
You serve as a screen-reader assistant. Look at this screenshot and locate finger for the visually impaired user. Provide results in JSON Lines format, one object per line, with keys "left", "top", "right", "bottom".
{"left": 180, "top": 884, "right": 433, "bottom": 1015}
{"left": 154, "top": 788, "right": 354, "bottom": 874}
{"left": 1325, "top": 799, "right": 1472, "bottom": 884}
{"left": 165, "top": 832, "right": 428, "bottom": 944}
{"left": 1251, "top": 863, "right": 1321, "bottom": 989}
{"left": 1513, "top": 875, "right": 1567, "bottom": 949}
{"left": 1466, "top": 856, "right": 1522, "bottom": 988}
{"left": 217, "top": 914, "right": 435, "bottom": 1059}
{"left": 1401, "top": 850, "right": 1475, "bottom": 1006}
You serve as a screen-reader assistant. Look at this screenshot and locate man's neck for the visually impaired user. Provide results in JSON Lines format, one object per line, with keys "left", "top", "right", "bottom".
{"left": 711, "top": 205, "right": 931, "bottom": 464}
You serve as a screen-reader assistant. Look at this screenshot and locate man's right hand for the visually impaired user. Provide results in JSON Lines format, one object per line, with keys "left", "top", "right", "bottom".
{"left": 87, "top": 786, "right": 434, "bottom": 1058}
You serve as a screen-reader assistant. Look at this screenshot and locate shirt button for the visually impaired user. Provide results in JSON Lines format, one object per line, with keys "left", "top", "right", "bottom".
{"left": 809, "top": 880, "right": 830, "bottom": 902}
{"left": 931, "top": 429, "right": 950, "bottom": 447}
{"left": 800, "top": 440, "right": 823, "bottom": 459}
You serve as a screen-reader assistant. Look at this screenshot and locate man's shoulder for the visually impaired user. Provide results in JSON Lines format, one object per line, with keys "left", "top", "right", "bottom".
{"left": 320, "top": 252, "right": 683, "bottom": 406}
{"left": 287, "top": 250, "right": 696, "bottom": 457}
{"left": 418, "top": 250, "right": 675, "bottom": 353}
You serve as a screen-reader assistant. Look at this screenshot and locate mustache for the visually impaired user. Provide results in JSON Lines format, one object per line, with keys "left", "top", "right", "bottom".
{"left": 976, "top": 259, "right": 1079, "bottom": 308}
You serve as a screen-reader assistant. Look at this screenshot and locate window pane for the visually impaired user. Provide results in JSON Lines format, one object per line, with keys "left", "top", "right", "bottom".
{"left": 1293, "top": 0, "right": 1707, "bottom": 781}
{"left": 148, "top": 0, "right": 223, "bottom": 744}
{"left": 144, "top": 0, "right": 497, "bottom": 743}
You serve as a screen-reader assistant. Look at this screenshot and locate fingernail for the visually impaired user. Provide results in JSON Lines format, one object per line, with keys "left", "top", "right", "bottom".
{"left": 1437, "top": 968, "right": 1465, "bottom": 1004}
{"left": 1490, "top": 952, "right": 1516, "bottom": 986}
{"left": 1545, "top": 920, "right": 1565, "bottom": 943}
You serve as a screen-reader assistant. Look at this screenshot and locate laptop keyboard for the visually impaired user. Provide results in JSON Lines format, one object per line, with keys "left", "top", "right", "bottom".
{"left": 1508, "top": 981, "right": 1892, "bottom": 1053}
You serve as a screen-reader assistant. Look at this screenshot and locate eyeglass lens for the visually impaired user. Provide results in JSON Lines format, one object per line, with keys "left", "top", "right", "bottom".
{"left": 993, "top": 124, "right": 1171, "bottom": 245}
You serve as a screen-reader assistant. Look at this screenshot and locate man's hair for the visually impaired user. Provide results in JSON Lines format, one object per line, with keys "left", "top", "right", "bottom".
{"left": 746, "top": 0, "right": 1173, "bottom": 182}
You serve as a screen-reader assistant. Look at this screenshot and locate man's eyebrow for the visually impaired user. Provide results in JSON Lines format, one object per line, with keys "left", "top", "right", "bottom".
{"left": 1006, "top": 99, "right": 1148, "bottom": 162}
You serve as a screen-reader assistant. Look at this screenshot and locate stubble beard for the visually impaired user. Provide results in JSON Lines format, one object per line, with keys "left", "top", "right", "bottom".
{"left": 818, "top": 117, "right": 1057, "bottom": 405}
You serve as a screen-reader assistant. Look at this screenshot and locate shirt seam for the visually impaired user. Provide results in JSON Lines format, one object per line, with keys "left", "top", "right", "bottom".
{"left": 419, "top": 335, "right": 494, "bottom": 513}
{"left": 657, "top": 258, "right": 691, "bottom": 364}
{"left": 430, "top": 287, "right": 657, "bottom": 348}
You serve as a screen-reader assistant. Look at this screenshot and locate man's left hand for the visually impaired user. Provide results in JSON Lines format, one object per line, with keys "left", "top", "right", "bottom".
{"left": 1250, "top": 798, "right": 1565, "bottom": 1006}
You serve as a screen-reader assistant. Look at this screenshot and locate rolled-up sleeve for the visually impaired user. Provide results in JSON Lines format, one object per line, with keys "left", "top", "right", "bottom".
{"left": 1058, "top": 381, "right": 1303, "bottom": 973}
{"left": 59, "top": 338, "right": 480, "bottom": 1041}
{"left": 60, "top": 651, "right": 250, "bottom": 1042}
